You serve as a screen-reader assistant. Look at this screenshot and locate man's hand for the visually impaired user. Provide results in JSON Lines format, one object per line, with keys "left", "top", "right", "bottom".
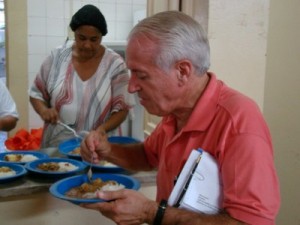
{"left": 81, "top": 189, "right": 157, "bottom": 225}
{"left": 80, "top": 130, "right": 111, "bottom": 164}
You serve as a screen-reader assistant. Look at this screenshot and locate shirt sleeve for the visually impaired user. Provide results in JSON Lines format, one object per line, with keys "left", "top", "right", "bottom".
{"left": 221, "top": 133, "right": 280, "bottom": 225}
{"left": 109, "top": 52, "right": 135, "bottom": 112}
{"left": 28, "top": 53, "right": 53, "bottom": 102}
{"left": 0, "top": 80, "right": 19, "bottom": 118}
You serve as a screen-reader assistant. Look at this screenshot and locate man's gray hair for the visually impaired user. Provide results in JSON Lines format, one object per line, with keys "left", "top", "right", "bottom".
{"left": 128, "top": 11, "right": 210, "bottom": 75}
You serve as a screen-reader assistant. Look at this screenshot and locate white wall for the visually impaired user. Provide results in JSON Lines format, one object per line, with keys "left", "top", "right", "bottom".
{"left": 27, "top": 0, "right": 146, "bottom": 129}
{"left": 264, "top": 0, "right": 300, "bottom": 224}
{"left": 209, "top": 0, "right": 269, "bottom": 109}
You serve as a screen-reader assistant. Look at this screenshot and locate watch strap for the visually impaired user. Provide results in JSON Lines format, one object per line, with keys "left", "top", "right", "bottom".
{"left": 153, "top": 199, "right": 168, "bottom": 225}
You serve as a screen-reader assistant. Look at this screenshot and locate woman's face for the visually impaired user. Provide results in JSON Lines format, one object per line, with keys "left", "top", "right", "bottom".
{"left": 74, "top": 25, "right": 102, "bottom": 59}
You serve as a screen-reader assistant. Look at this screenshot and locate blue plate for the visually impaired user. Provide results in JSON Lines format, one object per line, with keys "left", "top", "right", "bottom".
{"left": 87, "top": 136, "right": 141, "bottom": 173}
{"left": 108, "top": 136, "right": 140, "bottom": 144}
{"left": 49, "top": 173, "right": 140, "bottom": 204}
{"left": 58, "top": 137, "right": 82, "bottom": 160}
{"left": 83, "top": 160, "right": 125, "bottom": 173}
{"left": 24, "top": 157, "right": 87, "bottom": 179}
{"left": 0, "top": 162, "right": 27, "bottom": 183}
{"left": 0, "top": 151, "right": 49, "bottom": 165}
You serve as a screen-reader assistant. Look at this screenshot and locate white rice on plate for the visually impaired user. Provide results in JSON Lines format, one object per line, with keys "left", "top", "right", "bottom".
{"left": 57, "top": 162, "right": 79, "bottom": 172}
{"left": 0, "top": 166, "right": 16, "bottom": 177}
{"left": 20, "top": 154, "right": 38, "bottom": 162}
{"left": 82, "top": 183, "right": 125, "bottom": 198}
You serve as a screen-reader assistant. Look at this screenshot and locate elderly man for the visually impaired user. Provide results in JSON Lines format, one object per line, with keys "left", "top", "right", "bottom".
{"left": 80, "top": 11, "right": 280, "bottom": 225}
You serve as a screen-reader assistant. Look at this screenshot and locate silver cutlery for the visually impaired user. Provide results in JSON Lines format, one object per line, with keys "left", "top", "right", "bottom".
{"left": 87, "top": 154, "right": 93, "bottom": 183}
{"left": 57, "top": 121, "right": 81, "bottom": 139}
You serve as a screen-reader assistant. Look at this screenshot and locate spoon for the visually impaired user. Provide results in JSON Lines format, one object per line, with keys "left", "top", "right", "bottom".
{"left": 87, "top": 154, "right": 93, "bottom": 183}
{"left": 57, "top": 121, "right": 81, "bottom": 139}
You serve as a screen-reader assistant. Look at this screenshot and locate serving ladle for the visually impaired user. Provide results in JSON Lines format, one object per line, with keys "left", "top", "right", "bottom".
{"left": 57, "top": 121, "right": 81, "bottom": 139}
{"left": 57, "top": 121, "right": 93, "bottom": 182}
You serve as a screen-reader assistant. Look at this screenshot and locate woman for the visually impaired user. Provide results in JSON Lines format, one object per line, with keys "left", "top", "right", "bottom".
{"left": 29, "top": 5, "right": 134, "bottom": 148}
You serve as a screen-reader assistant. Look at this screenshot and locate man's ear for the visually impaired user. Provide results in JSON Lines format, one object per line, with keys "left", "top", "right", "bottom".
{"left": 175, "top": 60, "right": 192, "bottom": 84}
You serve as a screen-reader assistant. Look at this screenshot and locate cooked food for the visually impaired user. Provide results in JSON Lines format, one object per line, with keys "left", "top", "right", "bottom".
{"left": 20, "top": 154, "right": 39, "bottom": 162}
{"left": 98, "top": 160, "right": 117, "bottom": 167}
{"left": 4, "top": 154, "right": 22, "bottom": 162}
{"left": 37, "top": 162, "right": 78, "bottom": 172}
{"left": 70, "top": 147, "right": 81, "bottom": 155}
{"left": 4, "top": 154, "right": 38, "bottom": 162}
{"left": 0, "top": 166, "right": 16, "bottom": 177}
{"left": 65, "top": 178, "right": 125, "bottom": 199}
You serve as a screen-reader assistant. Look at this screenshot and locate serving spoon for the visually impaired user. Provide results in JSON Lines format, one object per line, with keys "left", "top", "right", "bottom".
{"left": 57, "top": 121, "right": 93, "bottom": 182}
{"left": 57, "top": 121, "right": 81, "bottom": 139}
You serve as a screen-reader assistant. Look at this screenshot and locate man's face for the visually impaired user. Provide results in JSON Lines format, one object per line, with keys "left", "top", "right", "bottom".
{"left": 126, "top": 35, "right": 180, "bottom": 116}
{"left": 74, "top": 25, "right": 102, "bottom": 59}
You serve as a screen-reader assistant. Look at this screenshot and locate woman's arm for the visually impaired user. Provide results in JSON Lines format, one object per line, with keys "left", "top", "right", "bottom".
{"left": 30, "top": 97, "right": 59, "bottom": 124}
{"left": 96, "top": 110, "right": 128, "bottom": 133}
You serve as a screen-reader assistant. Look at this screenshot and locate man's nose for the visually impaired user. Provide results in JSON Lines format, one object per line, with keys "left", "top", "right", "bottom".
{"left": 128, "top": 75, "right": 139, "bottom": 93}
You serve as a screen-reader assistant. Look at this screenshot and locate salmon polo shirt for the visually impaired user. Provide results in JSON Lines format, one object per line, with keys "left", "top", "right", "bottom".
{"left": 144, "top": 73, "right": 280, "bottom": 225}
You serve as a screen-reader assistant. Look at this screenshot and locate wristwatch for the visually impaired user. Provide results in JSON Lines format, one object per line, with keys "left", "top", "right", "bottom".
{"left": 153, "top": 199, "right": 168, "bottom": 225}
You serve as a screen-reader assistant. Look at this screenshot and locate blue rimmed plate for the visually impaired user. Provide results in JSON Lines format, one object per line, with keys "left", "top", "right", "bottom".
{"left": 24, "top": 157, "right": 87, "bottom": 179}
{"left": 84, "top": 160, "right": 125, "bottom": 173}
{"left": 0, "top": 151, "right": 49, "bottom": 165}
{"left": 108, "top": 136, "right": 140, "bottom": 144}
{"left": 87, "top": 136, "right": 141, "bottom": 173}
{"left": 49, "top": 173, "right": 140, "bottom": 204}
{"left": 58, "top": 137, "right": 82, "bottom": 160}
{"left": 0, "top": 162, "right": 27, "bottom": 183}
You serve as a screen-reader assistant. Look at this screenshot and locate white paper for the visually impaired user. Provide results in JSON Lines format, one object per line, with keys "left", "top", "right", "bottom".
{"left": 168, "top": 149, "right": 223, "bottom": 214}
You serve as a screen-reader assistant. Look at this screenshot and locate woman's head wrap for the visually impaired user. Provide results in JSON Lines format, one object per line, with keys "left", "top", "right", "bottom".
{"left": 69, "top": 4, "right": 107, "bottom": 36}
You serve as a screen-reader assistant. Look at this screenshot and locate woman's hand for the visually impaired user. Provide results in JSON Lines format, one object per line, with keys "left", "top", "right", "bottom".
{"left": 81, "top": 189, "right": 157, "bottom": 225}
{"left": 80, "top": 130, "right": 111, "bottom": 164}
{"left": 39, "top": 107, "right": 59, "bottom": 124}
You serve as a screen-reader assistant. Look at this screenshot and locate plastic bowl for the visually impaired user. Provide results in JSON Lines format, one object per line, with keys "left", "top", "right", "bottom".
{"left": 24, "top": 157, "right": 87, "bottom": 179}
{"left": 0, "top": 162, "right": 27, "bottom": 183}
{"left": 0, "top": 151, "right": 49, "bottom": 165}
{"left": 49, "top": 173, "right": 140, "bottom": 204}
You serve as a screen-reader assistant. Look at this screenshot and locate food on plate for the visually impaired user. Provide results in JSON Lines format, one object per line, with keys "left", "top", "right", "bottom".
{"left": 69, "top": 148, "right": 116, "bottom": 167}
{"left": 98, "top": 160, "right": 117, "bottom": 167}
{"left": 0, "top": 166, "right": 16, "bottom": 177}
{"left": 65, "top": 178, "right": 125, "bottom": 199}
{"left": 37, "top": 162, "right": 79, "bottom": 172}
{"left": 70, "top": 147, "right": 81, "bottom": 155}
{"left": 4, "top": 154, "right": 38, "bottom": 163}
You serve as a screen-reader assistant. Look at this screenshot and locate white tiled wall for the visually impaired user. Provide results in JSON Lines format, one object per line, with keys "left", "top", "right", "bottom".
{"left": 27, "top": 0, "right": 146, "bottom": 129}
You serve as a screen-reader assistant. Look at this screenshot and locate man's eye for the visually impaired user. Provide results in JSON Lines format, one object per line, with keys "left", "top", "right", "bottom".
{"left": 136, "top": 73, "right": 147, "bottom": 80}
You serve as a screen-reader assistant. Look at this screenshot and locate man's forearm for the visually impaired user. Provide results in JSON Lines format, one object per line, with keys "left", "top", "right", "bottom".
{"left": 159, "top": 207, "right": 246, "bottom": 225}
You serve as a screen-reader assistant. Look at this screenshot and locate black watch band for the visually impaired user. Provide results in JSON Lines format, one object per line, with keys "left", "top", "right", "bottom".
{"left": 153, "top": 199, "right": 168, "bottom": 225}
